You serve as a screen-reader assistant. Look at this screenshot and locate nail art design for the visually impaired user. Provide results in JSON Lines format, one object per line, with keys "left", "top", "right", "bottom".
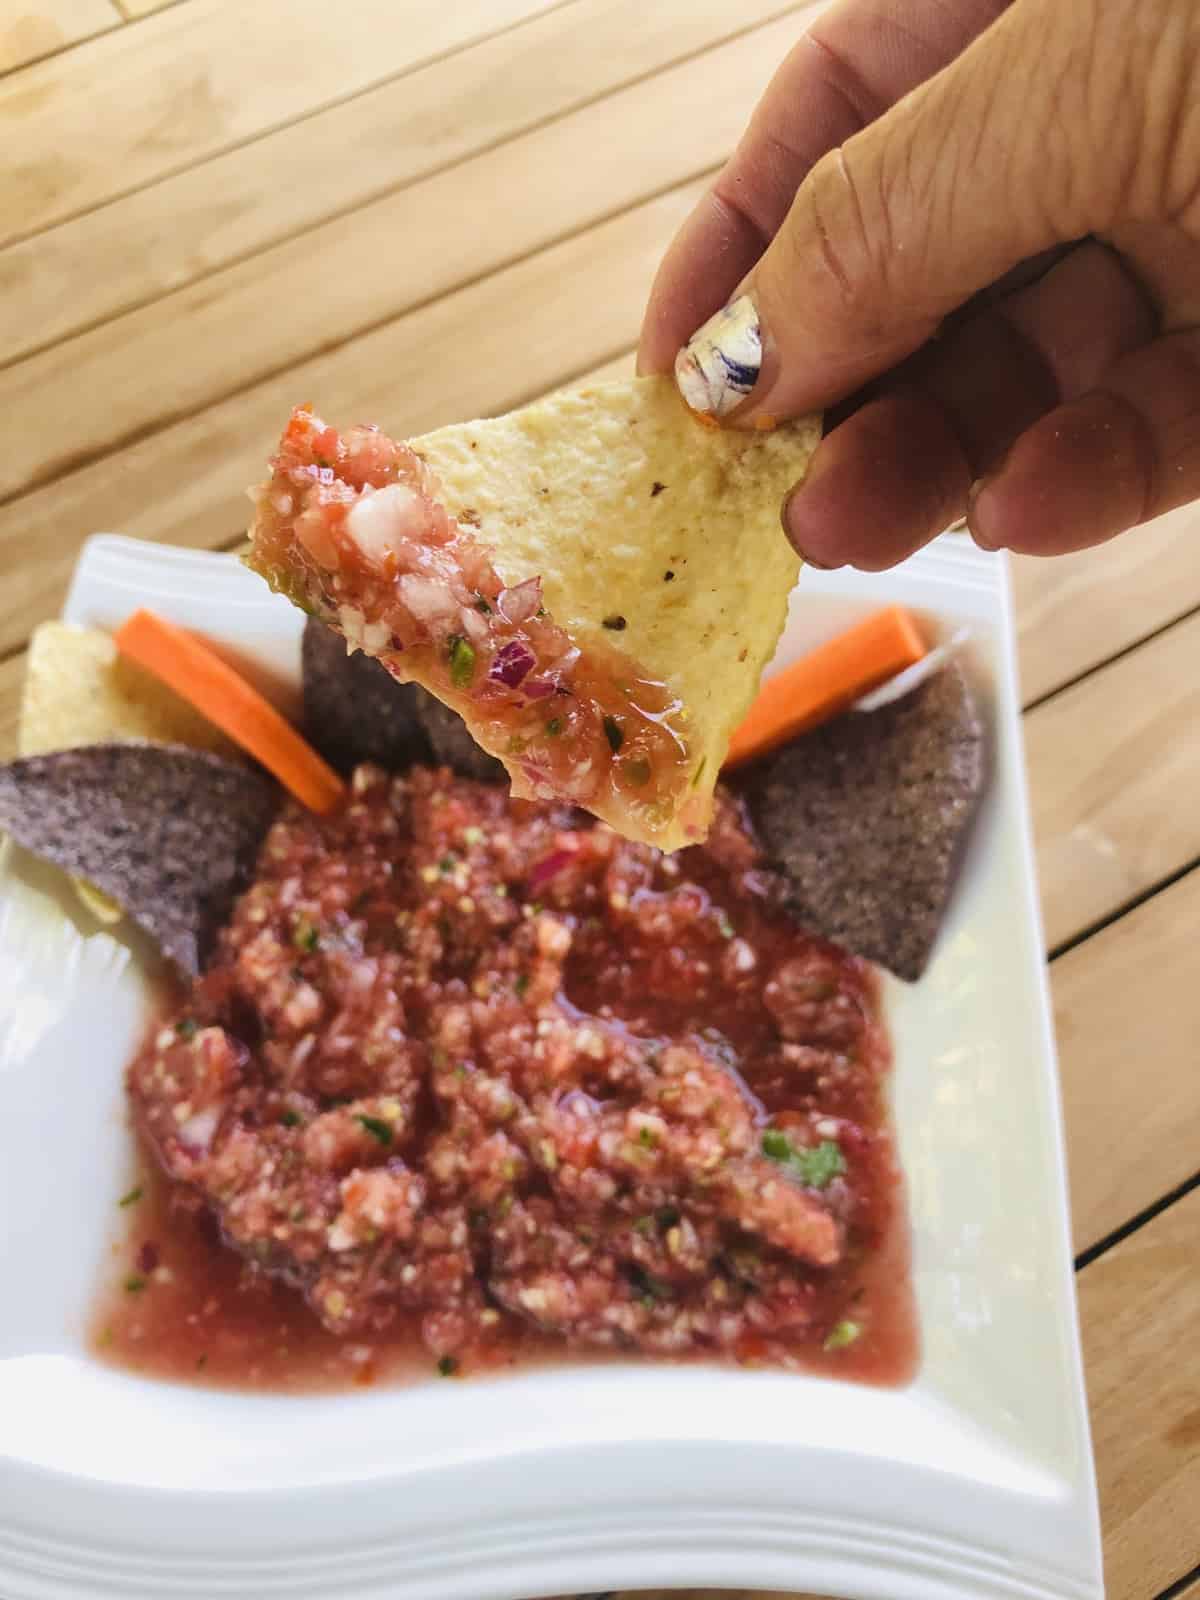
{"left": 674, "top": 294, "right": 761, "bottom": 418}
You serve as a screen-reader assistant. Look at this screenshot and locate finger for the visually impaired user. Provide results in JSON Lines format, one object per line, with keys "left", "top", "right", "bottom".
{"left": 637, "top": 0, "right": 1012, "bottom": 374}
{"left": 969, "top": 329, "right": 1200, "bottom": 556}
{"left": 784, "top": 241, "right": 1157, "bottom": 568}
{"left": 672, "top": 0, "right": 1146, "bottom": 424}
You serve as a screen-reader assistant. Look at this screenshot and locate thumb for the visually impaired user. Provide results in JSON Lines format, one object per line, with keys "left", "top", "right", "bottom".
{"left": 673, "top": 0, "right": 1105, "bottom": 424}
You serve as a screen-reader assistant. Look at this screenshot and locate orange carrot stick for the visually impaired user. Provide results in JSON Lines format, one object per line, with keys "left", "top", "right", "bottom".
{"left": 114, "top": 609, "right": 346, "bottom": 814}
{"left": 724, "top": 605, "right": 926, "bottom": 769}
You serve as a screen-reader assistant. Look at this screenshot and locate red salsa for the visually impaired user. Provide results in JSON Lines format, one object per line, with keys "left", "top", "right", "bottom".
{"left": 247, "top": 406, "right": 704, "bottom": 842}
{"left": 95, "top": 766, "right": 916, "bottom": 1389}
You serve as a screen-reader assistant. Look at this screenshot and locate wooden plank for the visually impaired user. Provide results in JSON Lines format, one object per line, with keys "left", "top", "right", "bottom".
{"left": 0, "top": 653, "right": 22, "bottom": 761}
{"left": 0, "top": 179, "right": 700, "bottom": 654}
{"left": 115, "top": 0, "right": 186, "bottom": 15}
{"left": 0, "top": 0, "right": 807, "bottom": 364}
{"left": 1030, "top": 610, "right": 1200, "bottom": 951}
{"left": 1052, "top": 866, "right": 1200, "bottom": 1254}
{"left": 1015, "top": 500, "right": 1200, "bottom": 706}
{"left": 0, "top": 0, "right": 564, "bottom": 249}
{"left": 1080, "top": 1187, "right": 1200, "bottom": 1600}
{"left": 0, "top": 10, "right": 798, "bottom": 505}
{"left": 0, "top": 0, "right": 118, "bottom": 72}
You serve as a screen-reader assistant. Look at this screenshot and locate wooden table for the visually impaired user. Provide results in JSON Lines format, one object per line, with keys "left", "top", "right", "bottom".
{"left": 2, "top": 4, "right": 1197, "bottom": 1596}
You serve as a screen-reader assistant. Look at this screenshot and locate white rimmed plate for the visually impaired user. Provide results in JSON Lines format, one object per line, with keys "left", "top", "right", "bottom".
{"left": 0, "top": 535, "right": 1103, "bottom": 1600}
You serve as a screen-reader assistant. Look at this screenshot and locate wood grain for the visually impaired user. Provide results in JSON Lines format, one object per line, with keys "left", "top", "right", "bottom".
{"left": 0, "top": 182, "right": 699, "bottom": 655}
{"left": 1014, "top": 499, "right": 1200, "bottom": 706}
{"left": 114, "top": 0, "right": 194, "bottom": 15}
{"left": 1081, "top": 1187, "right": 1200, "bottom": 1600}
{"left": 0, "top": 0, "right": 117, "bottom": 73}
{"left": 0, "top": 653, "right": 22, "bottom": 760}
{"left": 0, "top": 11, "right": 799, "bottom": 505}
{"left": 1031, "top": 609, "right": 1200, "bottom": 951}
{"left": 0, "top": 0, "right": 564, "bottom": 248}
{"left": 1053, "top": 864, "right": 1200, "bottom": 1254}
{"left": 0, "top": 0, "right": 807, "bottom": 363}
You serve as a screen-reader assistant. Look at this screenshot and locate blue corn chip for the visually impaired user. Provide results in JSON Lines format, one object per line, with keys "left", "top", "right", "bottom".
{"left": 302, "top": 616, "right": 503, "bottom": 782}
{"left": 0, "top": 742, "right": 279, "bottom": 978}
{"left": 739, "top": 660, "right": 986, "bottom": 982}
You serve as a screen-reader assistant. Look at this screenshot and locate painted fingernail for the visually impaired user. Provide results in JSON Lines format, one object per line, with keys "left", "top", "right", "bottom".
{"left": 674, "top": 294, "right": 761, "bottom": 419}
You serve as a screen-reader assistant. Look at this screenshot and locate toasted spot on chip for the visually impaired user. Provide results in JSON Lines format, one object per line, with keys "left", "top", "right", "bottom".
{"left": 740, "top": 661, "right": 986, "bottom": 982}
{"left": 0, "top": 743, "right": 279, "bottom": 977}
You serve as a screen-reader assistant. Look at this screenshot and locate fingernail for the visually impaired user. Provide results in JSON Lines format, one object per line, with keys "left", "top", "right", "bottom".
{"left": 966, "top": 475, "right": 1000, "bottom": 550}
{"left": 781, "top": 482, "right": 840, "bottom": 570}
{"left": 674, "top": 294, "right": 761, "bottom": 419}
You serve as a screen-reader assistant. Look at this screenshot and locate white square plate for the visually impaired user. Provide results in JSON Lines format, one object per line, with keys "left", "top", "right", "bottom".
{"left": 0, "top": 535, "right": 1102, "bottom": 1600}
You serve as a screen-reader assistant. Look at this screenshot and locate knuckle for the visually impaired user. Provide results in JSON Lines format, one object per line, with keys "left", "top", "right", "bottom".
{"left": 789, "top": 142, "right": 892, "bottom": 339}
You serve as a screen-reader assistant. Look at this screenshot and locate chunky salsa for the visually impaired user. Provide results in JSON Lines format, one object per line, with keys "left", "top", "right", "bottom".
{"left": 98, "top": 766, "right": 915, "bottom": 1389}
{"left": 248, "top": 407, "right": 701, "bottom": 842}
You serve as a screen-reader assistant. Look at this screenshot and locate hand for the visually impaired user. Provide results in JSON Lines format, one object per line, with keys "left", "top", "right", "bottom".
{"left": 638, "top": 0, "right": 1200, "bottom": 570}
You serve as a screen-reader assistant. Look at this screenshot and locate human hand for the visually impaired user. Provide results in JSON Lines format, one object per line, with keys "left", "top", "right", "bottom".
{"left": 638, "top": 0, "right": 1200, "bottom": 570}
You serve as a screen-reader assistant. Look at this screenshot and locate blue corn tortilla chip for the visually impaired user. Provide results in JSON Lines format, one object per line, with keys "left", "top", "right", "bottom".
{"left": 0, "top": 742, "right": 279, "bottom": 978}
{"left": 302, "top": 616, "right": 503, "bottom": 782}
{"left": 738, "top": 660, "right": 986, "bottom": 982}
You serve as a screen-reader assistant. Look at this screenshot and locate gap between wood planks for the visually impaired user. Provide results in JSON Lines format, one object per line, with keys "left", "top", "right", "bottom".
{"left": 0, "top": 0, "right": 575, "bottom": 248}
{"left": 0, "top": 10, "right": 810, "bottom": 504}
{"left": 0, "top": 0, "right": 811, "bottom": 369}
{"left": 0, "top": 0, "right": 120, "bottom": 77}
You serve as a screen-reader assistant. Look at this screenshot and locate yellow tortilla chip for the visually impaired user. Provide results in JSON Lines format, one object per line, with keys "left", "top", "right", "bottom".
{"left": 249, "top": 377, "right": 819, "bottom": 849}
{"left": 17, "top": 622, "right": 240, "bottom": 924}
{"left": 19, "top": 623, "right": 240, "bottom": 760}
{"left": 411, "top": 379, "right": 819, "bottom": 845}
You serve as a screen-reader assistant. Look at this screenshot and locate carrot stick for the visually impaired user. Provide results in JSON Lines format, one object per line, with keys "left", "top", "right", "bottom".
{"left": 114, "top": 609, "right": 346, "bottom": 814}
{"left": 724, "top": 605, "right": 927, "bottom": 769}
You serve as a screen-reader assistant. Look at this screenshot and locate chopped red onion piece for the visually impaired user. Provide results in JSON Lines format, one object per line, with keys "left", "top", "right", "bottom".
{"left": 497, "top": 576, "right": 542, "bottom": 624}
{"left": 489, "top": 640, "right": 536, "bottom": 688}
{"left": 527, "top": 848, "right": 576, "bottom": 889}
{"left": 520, "top": 677, "right": 556, "bottom": 700}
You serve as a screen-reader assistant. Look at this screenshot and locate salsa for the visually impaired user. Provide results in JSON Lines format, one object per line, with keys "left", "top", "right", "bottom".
{"left": 248, "top": 406, "right": 702, "bottom": 841}
{"left": 96, "top": 766, "right": 916, "bottom": 1389}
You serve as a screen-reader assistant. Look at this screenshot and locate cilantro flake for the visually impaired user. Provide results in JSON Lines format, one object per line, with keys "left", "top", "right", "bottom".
{"left": 437, "top": 1355, "right": 459, "bottom": 1377}
{"left": 357, "top": 1114, "right": 394, "bottom": 1146}
{"left": 118, "top": 1185, "right": 143, "bottom": 1208}
{"left": 762, "top": 1130, "right": 845, "bottom": 1189}
{"left": 175, "top": 1017, "right": 198, "bottom": 1040}
{"left": 824, "top": 1319, "right": 862, "bottom": 1351}
{"left": 123, "top": 1274, "right": 147, "bottom": 1294}
{"left": 447, "top": 634, "right": 476, "bottom": 689}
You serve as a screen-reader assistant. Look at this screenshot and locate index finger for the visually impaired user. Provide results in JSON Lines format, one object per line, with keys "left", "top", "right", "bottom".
{"left": 637, "top": 0, "right": 1012, "bottom": 374}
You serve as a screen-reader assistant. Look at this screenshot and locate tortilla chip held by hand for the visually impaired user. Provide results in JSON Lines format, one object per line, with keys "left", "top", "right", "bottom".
{"left": 246, "top": 376, "right": 820, "bottom": 849}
